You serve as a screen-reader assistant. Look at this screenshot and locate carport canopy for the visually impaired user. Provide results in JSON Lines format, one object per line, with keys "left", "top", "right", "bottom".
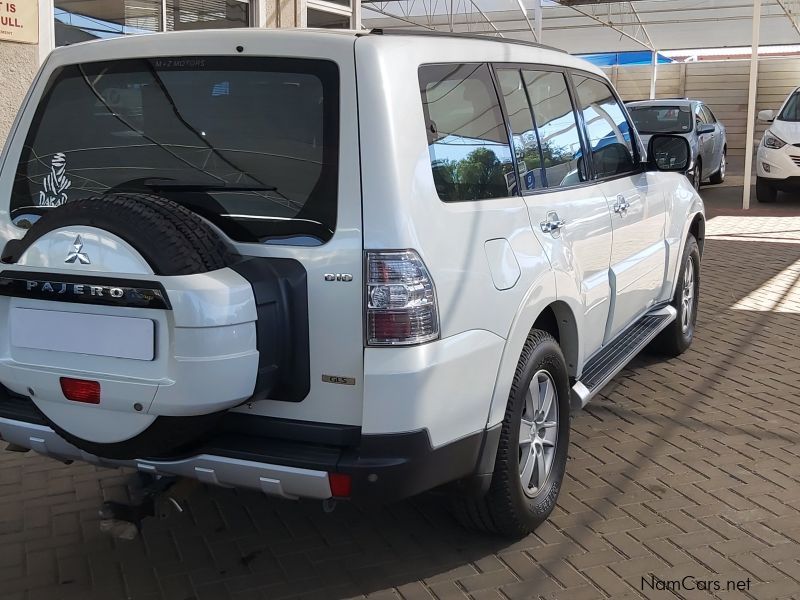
{"left": 361, "top": 0, "right": 799, "bottom": 208}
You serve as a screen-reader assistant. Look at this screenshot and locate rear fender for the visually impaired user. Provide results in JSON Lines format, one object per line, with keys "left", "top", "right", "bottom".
{"left": 484, "top": 272, "right": 580, "bottom": 431}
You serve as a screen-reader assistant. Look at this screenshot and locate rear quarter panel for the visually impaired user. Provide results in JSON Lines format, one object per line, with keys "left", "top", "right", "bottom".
{"left": 355, "top": 37, "right": 601, "bottom": 438}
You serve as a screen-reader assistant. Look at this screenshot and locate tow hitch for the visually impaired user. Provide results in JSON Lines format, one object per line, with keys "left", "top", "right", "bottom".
{"left": 98, "top": 473, "right": 199, "bottom": 540}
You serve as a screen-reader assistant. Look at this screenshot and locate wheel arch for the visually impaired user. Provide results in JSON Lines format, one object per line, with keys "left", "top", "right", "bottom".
{"left": 531, "top": 301, "right": 579, "bottom": 377}
{"left": 467, "top": 295, "right": 579, "bottom": 498}
{"left": 689, "top": 212, "right": 706, "bottom": 257}
{"left": 485, "top": 290, "right": 581, "bottom": 432}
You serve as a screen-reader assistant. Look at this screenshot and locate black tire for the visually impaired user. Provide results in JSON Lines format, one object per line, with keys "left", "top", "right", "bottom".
{"left": 7, "top": 193, "right": 237, "bottom": 273}
{"left": 450, "top": 330, "right": 570, "bottom": 537}
{"left": 10, "top": 194, "right": 239, "bottom": 460}
{"left": 756, "top": 177, "right": 778, "bottom": 203}
{"left": 649, "top": 235, "right": 700, "bottom": 357}
{"left": 690, "top": 159, "right": 702, "bottom": 190}
{"left": 709, "top": 151, "right": 726, "bottom": 185}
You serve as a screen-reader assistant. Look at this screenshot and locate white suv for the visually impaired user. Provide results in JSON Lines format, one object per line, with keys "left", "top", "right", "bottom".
{"left": 0, "top": 28, "right": 704, "bottom": 536}
{"left": 757, "top": 87, "right": 800, "bottom": 202}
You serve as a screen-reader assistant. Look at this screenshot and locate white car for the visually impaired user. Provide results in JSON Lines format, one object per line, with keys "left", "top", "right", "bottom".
{"left": 0, "top": 28, "right": 704, "bottom": 537}
{"left": 757, "top": 87, "right": 800, "bottom": 202}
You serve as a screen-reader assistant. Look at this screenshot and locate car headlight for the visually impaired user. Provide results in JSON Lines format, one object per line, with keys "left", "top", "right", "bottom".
{"left": 763, "top": 130, "right": 787, "bottom": 149}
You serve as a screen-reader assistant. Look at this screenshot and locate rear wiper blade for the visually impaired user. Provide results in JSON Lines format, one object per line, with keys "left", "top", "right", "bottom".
{"left": 143, "top": 178, "right": 277, "bottom": 192}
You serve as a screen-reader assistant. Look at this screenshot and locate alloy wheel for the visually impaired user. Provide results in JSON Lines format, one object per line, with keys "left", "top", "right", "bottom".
{"left": 519, "top": 370, "right": 559, "bottom": 498}
{"left": 681, "top": 256, "right": 695, "bottom": 333}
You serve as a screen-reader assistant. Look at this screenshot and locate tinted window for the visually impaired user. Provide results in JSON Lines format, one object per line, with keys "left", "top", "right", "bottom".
{"left": 779, "top": 92, "right": 800, "bottom": 121}
{"left": 12, "top": 57, "right": 339, "bottom": 245}
{"left": 522, "top": 70, "right": 587, "bottom": 188}
{"left": 419, "top": 64, "right": 515, "bottom": 201}
{"left": 496, "top": 69, "right": 544, "bottom": 193}
{"left": 572, "top": 74, "right": 637, "bottom": 179}
{"left": 694, "top": 104, "right": 708, "bottom": 125}
{"left": 701, "top": 105, "right": 716, "bottom": 124}
{"left": 628, "top": 105, "right": 692, "bottom": 134}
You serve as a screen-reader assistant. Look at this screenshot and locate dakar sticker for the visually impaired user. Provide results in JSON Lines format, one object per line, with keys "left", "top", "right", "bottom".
{"left": 38, "top": 153, "right": 71, "bottom": 207}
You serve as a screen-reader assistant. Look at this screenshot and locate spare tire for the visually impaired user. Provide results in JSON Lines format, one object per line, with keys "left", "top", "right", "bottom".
{"left": 5, "top": 194, "right": 244, "bottom": 460}
{"left": 5, "top": 193, "right": 238, "bottom": 274}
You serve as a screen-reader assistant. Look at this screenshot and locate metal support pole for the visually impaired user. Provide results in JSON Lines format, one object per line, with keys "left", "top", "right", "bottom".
{"left": 161, "top": 0, "right": 168, "bottom": 31}
{"left": 742, "top": 0, "right": 761, "bottom": 210}
{"left": 649, "top": 50, "right": 658, "bottom": 99}
{"left": 533, "top": 0, "right": 542, "bottom": 43}
{"left": 513, "top": 0, "right": 539, "bottom": 42}
{"left": 38, "top": 0, "right": 55, "bottom": 64}
{"left": 352, "top": 0, "right": 362, "bottom": 29}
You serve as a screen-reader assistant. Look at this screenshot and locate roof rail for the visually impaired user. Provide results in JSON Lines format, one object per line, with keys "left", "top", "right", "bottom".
{"left": 628, "top": 97, "right": 690, "bottom": 101}
{"left": 368, "top": 28, "right": 567, "bottom": 55}
{"left": 626, "top": 97, "right": 691, "bottom": 103}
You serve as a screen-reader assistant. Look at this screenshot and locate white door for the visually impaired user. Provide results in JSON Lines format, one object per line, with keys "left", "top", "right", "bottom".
{"left": 571, "top": 73, "right": 667, "bottom": 342}
{"left": 496, "top": 67, "right": 614, "bottom": 358}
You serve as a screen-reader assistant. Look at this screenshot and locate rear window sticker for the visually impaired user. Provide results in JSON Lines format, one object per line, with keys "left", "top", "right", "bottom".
{"left": 39, "top": 152, "right": 71, "bottom": 207}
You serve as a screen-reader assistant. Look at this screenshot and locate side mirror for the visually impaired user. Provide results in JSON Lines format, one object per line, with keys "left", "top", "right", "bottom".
{"left": 648, "top": 135, "right": 690, "bottom": 172}
{"left": 696, "top": 123, "right": 715, "bottom": 135}
{"left": 758, "top": 109, "right": 775, "bottom": 123}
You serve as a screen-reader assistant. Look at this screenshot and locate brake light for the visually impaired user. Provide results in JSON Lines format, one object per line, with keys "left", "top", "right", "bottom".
{"left": 366, "top": 250, "right": 439, "bottom": 346}
{"left": 60, "top": 377, "right": 101, "bottom": 404}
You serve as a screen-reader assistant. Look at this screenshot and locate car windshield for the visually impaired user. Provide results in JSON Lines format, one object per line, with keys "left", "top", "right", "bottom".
{"left": 778, "top": 91, "right": 800, "bottom": 122}
{"left": 628, "top": 105, "right": 693, "bottom": 135}
{"left": 11, "top": 56, "right": 340, "bottom": 245}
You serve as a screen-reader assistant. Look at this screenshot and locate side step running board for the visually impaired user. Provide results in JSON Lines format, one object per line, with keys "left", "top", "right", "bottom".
{"left": 571, "top": 305, "right": 677, "bottom": 409}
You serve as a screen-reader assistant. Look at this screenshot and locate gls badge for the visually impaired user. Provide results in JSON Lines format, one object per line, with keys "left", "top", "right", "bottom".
{"left": 324, "top": 273, "right": 353, "bottom": 282}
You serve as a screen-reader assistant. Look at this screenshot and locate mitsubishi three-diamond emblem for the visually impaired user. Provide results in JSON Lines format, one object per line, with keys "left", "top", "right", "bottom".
{"left": 64, "top": 235, "right": 91, "bottom": 265}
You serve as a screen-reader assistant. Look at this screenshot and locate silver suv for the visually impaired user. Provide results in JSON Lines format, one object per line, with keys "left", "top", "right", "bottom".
{"left": 627, "top": 99, "right": 727, "bottom": 190}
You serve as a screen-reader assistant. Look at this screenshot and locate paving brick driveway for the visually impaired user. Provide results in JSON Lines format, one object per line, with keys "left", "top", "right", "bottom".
{"left": 1, "top": 188, "right": 800, "bottom": 600}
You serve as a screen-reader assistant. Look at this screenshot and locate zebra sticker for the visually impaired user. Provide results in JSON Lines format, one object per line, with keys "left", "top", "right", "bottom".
{"left": 38, "top": 153, "right": 71, "bottom": 207}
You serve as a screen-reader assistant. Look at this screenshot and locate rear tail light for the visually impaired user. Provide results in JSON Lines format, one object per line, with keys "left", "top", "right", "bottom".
{"left": 60, "top": 377, "right": 101, "bottom": 404}
{"left": 366, "top": 250, "right": 439, "bottom": 346}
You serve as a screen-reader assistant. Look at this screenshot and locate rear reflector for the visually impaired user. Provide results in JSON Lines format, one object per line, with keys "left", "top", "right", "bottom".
{"left": 328, "top": 472, "right": 352, "bottom": 498}
{"left": 59, "top": 377, "right": 101, "bottom": 404}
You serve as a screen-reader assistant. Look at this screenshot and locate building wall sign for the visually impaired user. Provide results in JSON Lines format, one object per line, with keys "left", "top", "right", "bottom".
{"left": 0, "top": 1, "right": 38, "bottom": 44}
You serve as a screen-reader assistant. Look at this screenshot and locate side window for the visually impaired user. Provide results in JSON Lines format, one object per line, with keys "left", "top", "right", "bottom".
{"left": 695, "top": 104, "right": 708, "bottom": 126}
{"left": 418, "top": 63, "right": 516, "bottom": 202}
{"left": 572, "top": 74, "right": 638, "bottom": 179}
{"left": 701, "top": 105, "right": 716, "bottom": 124}
{"left": 496, "top": 68, "right": 545, "bottom": 193}
{"left": 521, "top": 69, "right": 588, "bottom": 188}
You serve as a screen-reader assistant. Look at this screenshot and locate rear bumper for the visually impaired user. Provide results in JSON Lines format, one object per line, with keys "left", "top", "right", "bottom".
{"left": 0, "top": 392, "right": 496, "bottom": 504}
{"left": 0, "top": 416, "right": 334, "bottom": 499}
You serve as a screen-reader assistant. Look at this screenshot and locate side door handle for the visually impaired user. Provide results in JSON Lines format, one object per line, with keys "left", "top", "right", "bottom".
{"left": 540, "top": 211, "right": 566, "bottom": 236}
{"left": 613, "top": 195, "right": 630, "bottom": 215}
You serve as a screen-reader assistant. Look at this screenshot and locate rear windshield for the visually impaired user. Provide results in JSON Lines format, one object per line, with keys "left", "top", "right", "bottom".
{"left": 11, "top": 56, "right": 340, "bottom": 245}
{"left": 628, "top": 105, "right": 692, "bottom": 135}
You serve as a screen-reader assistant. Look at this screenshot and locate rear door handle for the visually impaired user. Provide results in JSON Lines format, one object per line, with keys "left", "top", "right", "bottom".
{"left": 613, "top": 195, "right": 630, "bottom": 215}
{"left": 540, "top": 211, "right": 566, "bottom": 236}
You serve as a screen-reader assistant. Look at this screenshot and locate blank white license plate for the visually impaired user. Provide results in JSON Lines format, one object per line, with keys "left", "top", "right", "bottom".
{"left": 10, "top": 308, "right": 155, "bottom": 361}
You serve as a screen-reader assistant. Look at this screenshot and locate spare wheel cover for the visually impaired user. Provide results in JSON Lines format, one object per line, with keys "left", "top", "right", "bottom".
{"left": 4, "top": 194, "right": 249, "bottom": 460}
